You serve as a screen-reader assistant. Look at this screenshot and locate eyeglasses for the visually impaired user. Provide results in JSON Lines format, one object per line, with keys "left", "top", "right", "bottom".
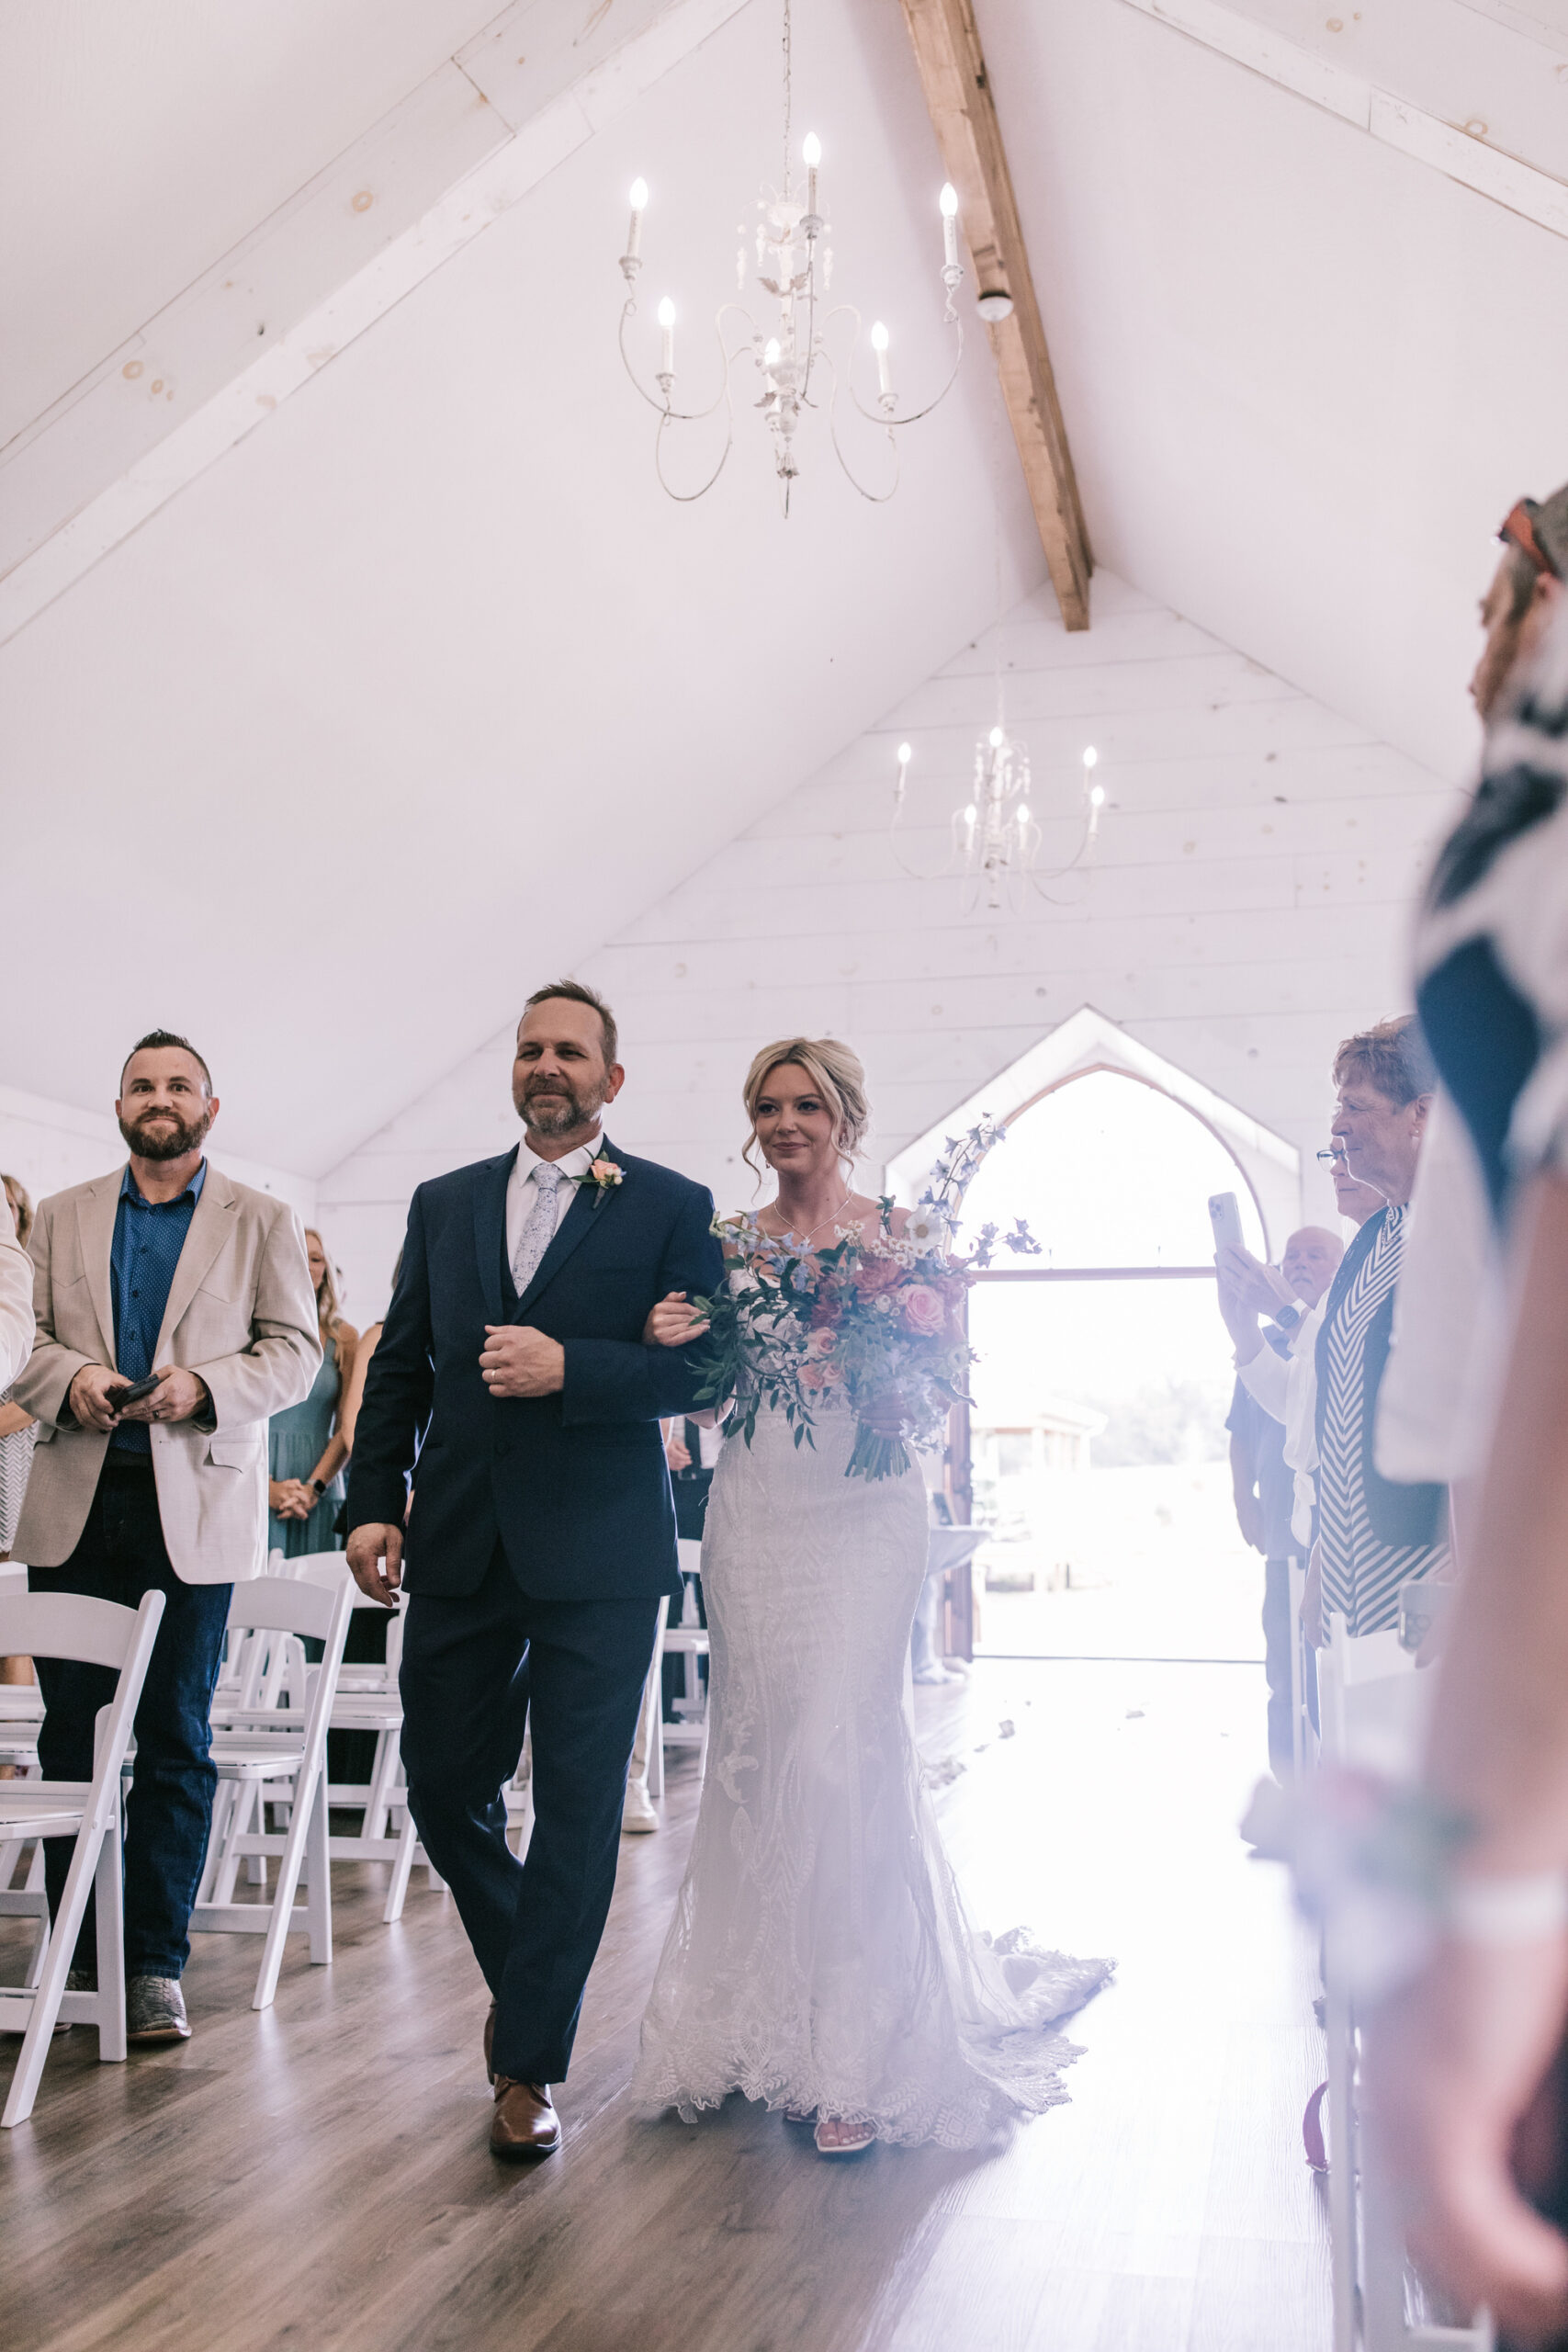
{"left": 1498, "top": 498, "right": 1562, "bottom": 582}
{"left": 1316, "top": 1148, "right": 1347, "bottom": 1166}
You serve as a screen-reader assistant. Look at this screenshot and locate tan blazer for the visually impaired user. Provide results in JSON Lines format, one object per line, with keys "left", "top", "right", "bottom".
{"left": 13, "top": 1164, "right": 322, "bottom": 1584}
{"left": 0, "top": 1191, "right": 32, "bottom": 1395}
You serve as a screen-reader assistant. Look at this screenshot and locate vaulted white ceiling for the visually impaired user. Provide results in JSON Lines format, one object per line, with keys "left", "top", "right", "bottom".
{"left": 4, "top": 0, "right": 1567, "bottom": 1180}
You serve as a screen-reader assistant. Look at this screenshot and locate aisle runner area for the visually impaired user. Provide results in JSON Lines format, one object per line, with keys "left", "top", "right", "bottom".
{"left": 0, "top": 1660, "right": 1325, "bottom": 2352}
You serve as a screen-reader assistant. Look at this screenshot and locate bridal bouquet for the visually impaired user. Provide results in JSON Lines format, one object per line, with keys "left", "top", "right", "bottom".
{"left": 693, "top": 1118, "right": 1039, "bottom": 1480}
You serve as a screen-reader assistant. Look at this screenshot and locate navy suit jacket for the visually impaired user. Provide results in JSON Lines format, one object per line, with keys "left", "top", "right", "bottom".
{"left": 345, "top": 1139, "right": 724, "bottom": 1600}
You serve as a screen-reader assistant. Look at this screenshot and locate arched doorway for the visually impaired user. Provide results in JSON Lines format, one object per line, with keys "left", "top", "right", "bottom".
{"left": 931, "top": 1060, "right": 1287, "bottom": 1664}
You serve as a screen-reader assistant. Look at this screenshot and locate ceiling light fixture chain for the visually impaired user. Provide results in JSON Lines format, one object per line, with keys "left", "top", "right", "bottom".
{"left": 616, "top": 0, "right": 964, "bottom": 514}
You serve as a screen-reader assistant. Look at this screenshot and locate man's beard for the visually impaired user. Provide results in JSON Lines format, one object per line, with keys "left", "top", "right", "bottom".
{"left": 118, "top": 1104, "right": 214, "bottom": 1162}
{"left": 517, "top": 1076, "right": 606, "bottom": 1142}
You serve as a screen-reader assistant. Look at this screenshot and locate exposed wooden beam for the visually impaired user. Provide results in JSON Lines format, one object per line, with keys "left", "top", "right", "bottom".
{"left": 0, "top": 0, "right": 748, "bottom": 650}
{"left": 897, "top": 0, "right": 1092, "bottom": 630}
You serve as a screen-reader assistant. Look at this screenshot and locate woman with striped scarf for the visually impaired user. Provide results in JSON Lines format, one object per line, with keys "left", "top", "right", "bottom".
{"left": 1302, "top": 1016, "right": 1449, "bottom": 1645}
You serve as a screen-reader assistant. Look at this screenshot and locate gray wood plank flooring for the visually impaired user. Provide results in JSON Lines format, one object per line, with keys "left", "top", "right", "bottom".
{"left": 0, "top": 1659, "right": 1327, "bottom": 2352}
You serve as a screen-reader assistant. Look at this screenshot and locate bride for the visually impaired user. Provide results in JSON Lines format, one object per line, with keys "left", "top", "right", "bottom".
{"left": 630, "top": 1036, "right": 1111, "bottom": 2157}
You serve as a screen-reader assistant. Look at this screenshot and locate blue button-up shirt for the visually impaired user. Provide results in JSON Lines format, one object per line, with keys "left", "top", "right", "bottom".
{"left": 108, "top": 1160, "right": 207, "bottom": 1454}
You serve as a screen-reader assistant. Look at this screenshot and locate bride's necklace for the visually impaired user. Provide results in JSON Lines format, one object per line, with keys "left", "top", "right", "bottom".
{"left": 762, "top": 1191, "right": 854, "bottom": 1249}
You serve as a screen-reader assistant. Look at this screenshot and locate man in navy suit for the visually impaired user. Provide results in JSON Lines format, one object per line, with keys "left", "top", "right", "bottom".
{"left": 345, "top": 981, "right": 722, "bottom": 2159}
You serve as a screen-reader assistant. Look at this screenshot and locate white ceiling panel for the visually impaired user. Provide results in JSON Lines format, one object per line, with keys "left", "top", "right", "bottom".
{"left": 0, "top": 0, "right": 1043, "bottom": 1175}
{"left": 984, "top": 0, "right": 1568, "bottom": 786}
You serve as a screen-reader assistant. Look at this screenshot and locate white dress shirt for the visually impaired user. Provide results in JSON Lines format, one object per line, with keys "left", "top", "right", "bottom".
{"left": 504, "top": 1130, "right": 602, "bottom": 1283}
{"left": 1239, "top": 1300, "right": 1325, "bottom": 1551}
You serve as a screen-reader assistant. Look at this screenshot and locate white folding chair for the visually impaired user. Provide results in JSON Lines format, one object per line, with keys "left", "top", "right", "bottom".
{"left": 1315, "top": 1613, "right": 1491, "bottom": 2352}
{"left": 1287, "top": 1552, "right": 1312, "bottom": 1778}
{"left": 0, "top": 1678, "right": 47, "bottom": 1925}
{"left": 283, "top": 1553, "right": 446, "bottom": 1922}
{"left": 287, "top": 1554, "right": 406, "bottom": 1853}
{"left": 646, "top": 1538, "right": 710, "bottom": 1803}
{"left": 191, "top": 1574, "right": 353, "bottom": 2009}
{"left": 0, "top": 1589, "right": 165, "bottom": 2128}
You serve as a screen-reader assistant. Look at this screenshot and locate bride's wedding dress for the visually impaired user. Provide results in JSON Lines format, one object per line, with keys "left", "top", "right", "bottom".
{"left": 632, "top": 1385, "right": 1112, "bottom": 2149}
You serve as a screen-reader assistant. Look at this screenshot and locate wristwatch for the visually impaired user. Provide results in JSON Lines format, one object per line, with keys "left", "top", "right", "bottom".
{"left": 1272, "top": 1301, "right": 1307, "bottom": 1332}
{"left": 309, "top": 1477, "right": 326, "bottom": 1498}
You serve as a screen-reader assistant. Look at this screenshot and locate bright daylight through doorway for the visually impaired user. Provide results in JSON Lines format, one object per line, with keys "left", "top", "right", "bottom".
{"left": 959, "top": 1069, "right": 1271, "bottom": 1665}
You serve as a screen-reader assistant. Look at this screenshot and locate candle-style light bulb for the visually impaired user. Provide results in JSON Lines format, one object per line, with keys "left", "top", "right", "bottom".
{"left": 988, "top": 724, "right": 1004, "bottom": 749}
{"left": 897, "top": 741, "right": 912, "bottom": 764}
{"left": 940, "top": 180, "right": 959, "bottom": 270}
{"left": 1083, "top": 745, "right": 1099, "bottom": 768}
{"left": 803, "top": 131, "right": 821, "bottom": 220}
{"left": 1017, "top": 805, "right": 1031, "bottom": 830}
{"left": 657, "top": 295, "right": 675, "bottom": 377}
{"left": 626, "top": 177, "right": 649, "bottom": 260}
{"left": 1089, "top": 783, "right": 1105, "bottom": 807}
{"left": 871, "top": 319, "right": 892, "bottom": 399}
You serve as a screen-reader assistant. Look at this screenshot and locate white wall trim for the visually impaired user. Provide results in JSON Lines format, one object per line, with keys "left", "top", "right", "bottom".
{"left": 0, "top": 1081, "right": 317, "bottom": 1216}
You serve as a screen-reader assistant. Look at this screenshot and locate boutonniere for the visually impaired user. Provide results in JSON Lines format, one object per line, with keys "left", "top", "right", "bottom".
{"left": 581, "top": 1155, "right": 625, "bottom": 1203}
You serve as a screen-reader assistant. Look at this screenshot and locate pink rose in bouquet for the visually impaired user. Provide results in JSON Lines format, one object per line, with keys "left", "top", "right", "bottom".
{"left": 852, "top": 1257, "right": 904, "bottom": 1298}
{"left": 900, "top": 1283, "right": 946, "bottom": 1338}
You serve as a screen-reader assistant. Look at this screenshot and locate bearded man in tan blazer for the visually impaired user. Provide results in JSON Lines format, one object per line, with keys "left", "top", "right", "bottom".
{"left": 13, "top": 1030, "right": 319, "bottom": 2044}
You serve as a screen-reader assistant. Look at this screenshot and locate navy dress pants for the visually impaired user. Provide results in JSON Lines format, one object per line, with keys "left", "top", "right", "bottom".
{"left": 31, "top": 1456, "right": 231, "bottom": 1979}
{"left": 398, "top": 1544, "right": 659, "bottom": 2086}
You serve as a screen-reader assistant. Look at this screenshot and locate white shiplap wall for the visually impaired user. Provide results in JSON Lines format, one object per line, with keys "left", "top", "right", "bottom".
{"left": 0, "top": 1082, "right": 317, "bottom": 1227}
{"left": 318, "top": 571, "right": 1464, "bottom": 1320}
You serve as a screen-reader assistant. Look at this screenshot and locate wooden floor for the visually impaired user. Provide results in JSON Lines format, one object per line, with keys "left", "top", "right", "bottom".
{"left": 1, "top": 1659, "right": 1327, "bottom": 2352}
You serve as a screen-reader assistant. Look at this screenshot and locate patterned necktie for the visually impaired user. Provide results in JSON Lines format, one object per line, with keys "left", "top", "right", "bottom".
{"left": 512, "top": 1161, "right": 565, "bottom": 1295}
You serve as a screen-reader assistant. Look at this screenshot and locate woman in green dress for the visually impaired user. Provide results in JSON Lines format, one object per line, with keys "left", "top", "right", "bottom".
{"left": 267, "top": 1228, "right": 358, "bottom": 1558}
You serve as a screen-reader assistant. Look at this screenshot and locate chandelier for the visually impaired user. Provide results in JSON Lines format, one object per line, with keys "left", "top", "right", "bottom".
{"left": 615, "top": 0, "right": 964, "bottom": 514}
{"left": 891, "top": 720, "right": 1106, "bottom": 914}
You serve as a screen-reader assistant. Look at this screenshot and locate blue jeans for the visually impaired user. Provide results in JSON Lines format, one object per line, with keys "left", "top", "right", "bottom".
{"left": 32, "top": 1458, "right": 231, "bottom": 1979}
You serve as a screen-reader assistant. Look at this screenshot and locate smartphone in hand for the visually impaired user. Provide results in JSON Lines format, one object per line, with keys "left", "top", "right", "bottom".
{"left": 1207, "top": 1192, "right": 1245, "bottom": 1257}
{"left": 107, "top": 1371, "right": 164, "bottom": 1412}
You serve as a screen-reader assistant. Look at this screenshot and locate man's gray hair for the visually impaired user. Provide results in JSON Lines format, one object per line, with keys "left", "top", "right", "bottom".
{"left": 520, "top": 979, "right": 618, "bottom": 1068}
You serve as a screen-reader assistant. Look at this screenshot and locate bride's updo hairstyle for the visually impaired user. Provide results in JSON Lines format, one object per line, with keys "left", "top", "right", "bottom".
{"left": 741, "top": 1037, "right": 870, "bottom": 1182}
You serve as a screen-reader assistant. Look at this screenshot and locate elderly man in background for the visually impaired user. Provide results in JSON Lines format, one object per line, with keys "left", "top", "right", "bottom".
{"left": 1216, "top": 1224, "right": 1344, "bottom": 1775}
{"left": 14, "top": 1031, "right": 319, "bottom": 2047}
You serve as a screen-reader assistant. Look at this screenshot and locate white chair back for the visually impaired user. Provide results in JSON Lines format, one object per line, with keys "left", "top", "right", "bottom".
{"left": 226, "top": 1575, "right": 349, "bottom": 1645}
{"left": 0, "top": 1588, "right": 165, "bottom": 2126}
{"left": 0, "top": 1591, "right": 149, "bottom": 1674}
{"left": 1319, "top": 1612, "right": 1430, "bottom": 1780}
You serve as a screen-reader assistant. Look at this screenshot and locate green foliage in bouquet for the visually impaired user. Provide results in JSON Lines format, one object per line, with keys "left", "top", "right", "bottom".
{"left": 689, "top": 1119, "right": 1039, "bottom": 1480}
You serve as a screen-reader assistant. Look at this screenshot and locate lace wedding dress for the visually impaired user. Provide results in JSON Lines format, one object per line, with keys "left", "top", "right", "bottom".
{"left": 631, "top": 1381, "right": 1113, "bottom": 2148}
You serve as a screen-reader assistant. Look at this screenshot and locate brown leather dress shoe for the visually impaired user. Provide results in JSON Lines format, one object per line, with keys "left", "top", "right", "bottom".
{"left": 491, "top": 2077, "right": 561, "bottom": 2160}
{"left": 484, "top": 1999, "right": 496, "bottom": 2084}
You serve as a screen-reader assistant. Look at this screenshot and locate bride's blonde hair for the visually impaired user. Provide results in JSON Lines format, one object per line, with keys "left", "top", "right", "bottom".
{"left": 741, "top": 1037, "right": 870, "bottom": 1182}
